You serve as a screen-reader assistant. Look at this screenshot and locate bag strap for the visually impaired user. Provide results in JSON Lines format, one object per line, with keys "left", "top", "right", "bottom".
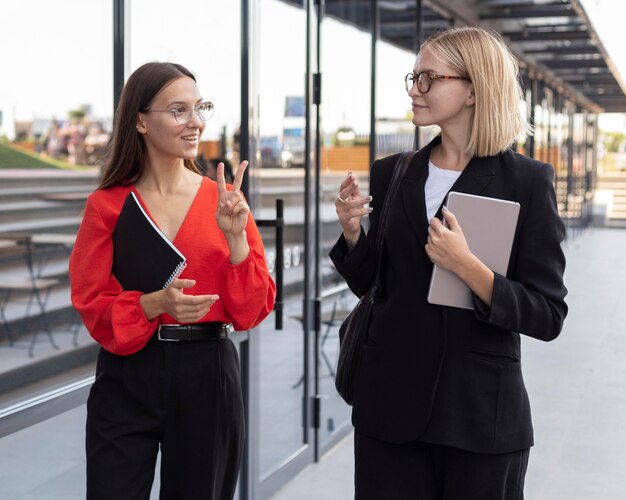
{"left": 372, "top": 150, "right": 416, "bottom": 285}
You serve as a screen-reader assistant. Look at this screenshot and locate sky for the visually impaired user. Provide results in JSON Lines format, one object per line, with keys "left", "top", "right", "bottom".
{"left": 0, "top": 0, "right": 625, "bottom": 139}
{"left": 579, "top": 0, "right": 626, "bottom": 131}
{"left": 581, "top": 0, "right": 626, "bottom": 77}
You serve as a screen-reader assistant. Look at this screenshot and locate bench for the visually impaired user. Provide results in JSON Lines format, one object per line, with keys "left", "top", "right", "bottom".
{"left": 40, "top": 192, "right": 90, "bottom": 202}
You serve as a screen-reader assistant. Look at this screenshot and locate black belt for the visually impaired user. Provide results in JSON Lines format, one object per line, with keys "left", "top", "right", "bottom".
{"left": 155, "top": 323, "right": 232, "bottom": 342}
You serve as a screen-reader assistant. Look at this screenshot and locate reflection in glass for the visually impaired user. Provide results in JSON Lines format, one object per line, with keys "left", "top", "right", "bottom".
{"left": 0, "top": 1, "right": 113, "bottom": 148}
{"left": 318, "top": 1, "right": 374, "bottom": 448}
{"left": 256, "top": 0, "right": 309, "bottom": 479}
{"left": 129, "top": 0, "right": 241, "bottom": 169}
{"left": 0, "top": 0, "right": 112, "bottom": 418}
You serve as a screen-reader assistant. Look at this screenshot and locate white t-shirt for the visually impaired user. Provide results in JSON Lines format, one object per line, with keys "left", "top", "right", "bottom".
{"left": 424, "top": 160, "right": 462, "bottom": 221}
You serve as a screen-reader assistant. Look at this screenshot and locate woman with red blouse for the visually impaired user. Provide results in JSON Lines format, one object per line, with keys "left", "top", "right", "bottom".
{"left": 69, "top": 62, "right": 275, "bottom": 500}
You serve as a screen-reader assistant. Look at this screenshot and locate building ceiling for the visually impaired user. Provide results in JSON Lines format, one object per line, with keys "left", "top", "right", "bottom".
{"left": 300, "top": 0, "right": 626, "bottom": 112}
{"left": 475, "top": 0, "right": 626, "bottom": 112}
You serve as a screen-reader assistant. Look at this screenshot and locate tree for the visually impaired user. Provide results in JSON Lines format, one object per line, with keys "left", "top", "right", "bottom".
{"left": 602, "top": 131, "right": 626, "bottom": 153}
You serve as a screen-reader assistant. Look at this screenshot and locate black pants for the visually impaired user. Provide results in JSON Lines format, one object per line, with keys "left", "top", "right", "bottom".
{"left": 86, "top": 337, "right": 245, "bottom": 500}
{"left": 355, "top": 430, "right": 529, "bottom": 500}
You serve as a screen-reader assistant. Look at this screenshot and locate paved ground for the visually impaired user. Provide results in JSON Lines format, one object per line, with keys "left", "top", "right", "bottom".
{"left": 1, "top": 227, "right": 625, "bottom": 499}
{"left": 270, "top": 227, "right": 626, "bottom": 500}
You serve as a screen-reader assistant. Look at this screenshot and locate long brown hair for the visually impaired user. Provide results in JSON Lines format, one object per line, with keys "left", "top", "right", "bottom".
{"left": 99, "top": 62, "right": 201, "bottom": 189}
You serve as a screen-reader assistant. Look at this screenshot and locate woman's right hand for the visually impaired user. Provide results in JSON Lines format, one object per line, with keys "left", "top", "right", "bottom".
{"left": 335, "top": 172, "right": 372, "bottom": 247}
{"left": 140, "top": 279, "right": 219, "bottom": 323}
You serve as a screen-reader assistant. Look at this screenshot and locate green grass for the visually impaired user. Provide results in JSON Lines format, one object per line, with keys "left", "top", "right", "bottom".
{"left": 0, "top": 141, "right": 89, "bottom": 169}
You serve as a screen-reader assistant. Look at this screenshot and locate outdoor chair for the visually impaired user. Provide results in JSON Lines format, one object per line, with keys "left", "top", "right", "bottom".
{"left": 291, "top": 299, "right": 353, "bottom": 389}
{"left": 0, "top": 233, "right": 61, "bottom": 356}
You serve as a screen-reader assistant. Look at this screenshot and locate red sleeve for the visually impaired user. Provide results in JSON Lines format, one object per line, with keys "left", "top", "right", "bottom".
{"left": 69, "top": 191, "right": 158, "bottom": 355}
{"left": 219, "top": 214, "right": 276, "bottom": 331}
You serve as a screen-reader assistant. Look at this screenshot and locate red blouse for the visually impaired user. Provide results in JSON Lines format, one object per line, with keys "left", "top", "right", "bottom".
{"left": 69, "top": 176, "right": 276, "bottom": 355}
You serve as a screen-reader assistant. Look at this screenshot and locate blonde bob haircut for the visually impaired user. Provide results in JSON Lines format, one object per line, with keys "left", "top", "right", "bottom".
{"left": 421, "top": 26, "right": 531, "bottom": 157}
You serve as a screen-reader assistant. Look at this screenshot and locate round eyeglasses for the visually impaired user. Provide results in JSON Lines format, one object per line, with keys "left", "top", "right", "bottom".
{"left": 146, "top": 101, "right": 214, "bottom": 125}
{"left": 405, "top": 72, "right": 471, "bottom": 94}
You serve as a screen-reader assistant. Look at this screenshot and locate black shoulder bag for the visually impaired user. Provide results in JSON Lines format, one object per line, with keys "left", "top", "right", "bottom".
{"left": 335, "top": 150, "right": 416, "bottom": 405}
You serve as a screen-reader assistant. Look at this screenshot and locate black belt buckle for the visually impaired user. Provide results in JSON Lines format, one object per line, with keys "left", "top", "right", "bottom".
{"left": 157, "top": 323, "right": 181, "bottom": 341}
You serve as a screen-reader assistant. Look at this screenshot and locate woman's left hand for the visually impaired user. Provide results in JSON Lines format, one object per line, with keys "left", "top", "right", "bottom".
{"left": 425, "top": 208, "right": 472, "bottom": 275}
{"left": 216, "top": 160, "right": 249, "bottom": 236}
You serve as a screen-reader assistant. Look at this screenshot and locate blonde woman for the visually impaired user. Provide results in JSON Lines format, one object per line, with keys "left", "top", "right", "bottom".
{"left": 331, "top": 27, "right": 567, "bottom": 499}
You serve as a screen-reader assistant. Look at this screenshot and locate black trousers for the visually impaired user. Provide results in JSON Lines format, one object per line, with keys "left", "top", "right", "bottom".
{"left": 86, "top": 337, "right": 245, "bottom": 500}
{"left": 355, "top": 430, "right": 529, "bottom": 500}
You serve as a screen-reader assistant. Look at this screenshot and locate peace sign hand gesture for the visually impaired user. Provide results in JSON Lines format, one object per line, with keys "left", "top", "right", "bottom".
{"left": 216, "top": 160, "right": 250, "bottom": 237}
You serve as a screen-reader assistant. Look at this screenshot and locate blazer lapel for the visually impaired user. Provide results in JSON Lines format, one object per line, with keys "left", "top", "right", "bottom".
{"left": 398, "top": 136, "right": 500, "bottom": 244}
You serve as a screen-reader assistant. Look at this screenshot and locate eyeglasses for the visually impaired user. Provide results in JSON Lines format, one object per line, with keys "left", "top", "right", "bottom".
{"left": 146, "top": 101, "right": 214, "bottom": 125}
{"left": 405, "top": 71, "right": 470, "bottom": 94}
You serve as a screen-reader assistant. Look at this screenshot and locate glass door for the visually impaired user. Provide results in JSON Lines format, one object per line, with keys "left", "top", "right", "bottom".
{"left": 313, "top": 0, "right": 428, "bottom": 454}
{"left": 252, "top": 0, "right": 315, "bottom": 492}
{"left": 314, "top": 0, "right": 372, "bottom": 452}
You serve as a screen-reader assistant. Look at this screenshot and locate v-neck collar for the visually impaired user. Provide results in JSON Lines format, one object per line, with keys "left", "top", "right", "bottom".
{"left": 400, "top": 136, "right": 498, "bottom": 247}
{"left": 131, "top": 176, "right": 206, "bottom": 245}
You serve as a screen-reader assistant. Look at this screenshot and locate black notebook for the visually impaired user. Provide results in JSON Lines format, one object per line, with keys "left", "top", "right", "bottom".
{"left": 112, "top": 192, "right": 187, "bottom": 293}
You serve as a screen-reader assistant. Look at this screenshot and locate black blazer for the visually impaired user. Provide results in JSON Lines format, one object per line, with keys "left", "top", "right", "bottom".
{"left": 330, "top": 136, "right": 568, "bottom": 454}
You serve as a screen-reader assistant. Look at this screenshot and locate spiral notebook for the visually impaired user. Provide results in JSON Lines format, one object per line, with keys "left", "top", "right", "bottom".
{"left": 112, "top": 192, "right": 187, "bottom": 293}
{"left": 427, "top": 191, "right": 520, "bottom": 309}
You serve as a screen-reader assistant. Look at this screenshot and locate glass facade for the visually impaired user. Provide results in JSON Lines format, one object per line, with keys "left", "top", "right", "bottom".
{"left": 0, "top": 0, "right": 113, "bottom": 151}
{"left": 255, "top": 0, "right": 309, "bottom": 480}
{"left": 0, "top": 1, "right": 607, "bottom": 499}
{"left": 316, "top": 0, "right": 373, "bottom": 449}
{"left": 527, "top": 81, "right": 596, "bottom": 231}
{"left": 129, "top": 0, "right": 241, "bottom": 162}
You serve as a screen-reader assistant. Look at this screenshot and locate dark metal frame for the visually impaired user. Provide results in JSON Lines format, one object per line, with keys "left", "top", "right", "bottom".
{"left": 113, "top": 0, "right": 125, "bottom": 113}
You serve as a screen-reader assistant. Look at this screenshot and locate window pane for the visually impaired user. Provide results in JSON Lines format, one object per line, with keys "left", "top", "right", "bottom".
{"left": 129, "top": 0, "right": 241, "bottom": 165}
{"left": 0, "top": 0, "right": 112, "bottom": 415}
{"left": 0, "top": 1, "right": 113, "bottom": 142}
{"left": 255, "top": 0, "right": 308, "bottom": 479}
{"left": 318, "top": 0, "right": 372, "bottom": 449}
